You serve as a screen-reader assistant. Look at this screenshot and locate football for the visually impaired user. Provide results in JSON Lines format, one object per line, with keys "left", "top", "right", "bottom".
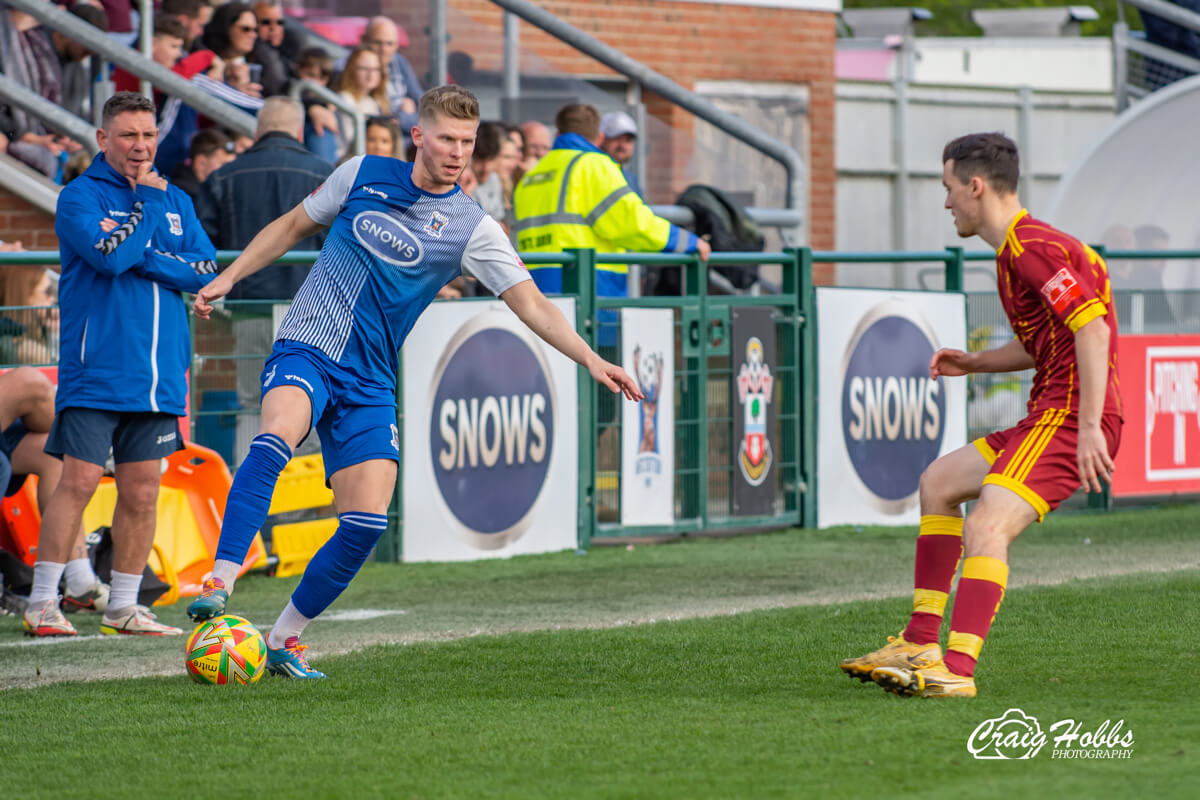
{"left": 185, "top": 615, "right": 267, "bottom": 685}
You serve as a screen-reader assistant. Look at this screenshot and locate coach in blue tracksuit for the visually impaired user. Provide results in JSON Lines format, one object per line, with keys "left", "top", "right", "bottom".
{"left": 22, "top": 93, "right": 217, "bottom": 639}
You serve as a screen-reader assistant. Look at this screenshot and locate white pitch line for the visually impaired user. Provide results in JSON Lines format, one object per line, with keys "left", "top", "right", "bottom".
{"left": 320, "top": 609, "right": 407, "bottom": 622}
{"left": 0, "top": 634, "right": 120, "bottom": 649}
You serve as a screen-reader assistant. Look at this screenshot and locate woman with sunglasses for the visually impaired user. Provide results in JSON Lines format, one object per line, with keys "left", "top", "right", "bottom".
{"left": 203, "top": 1, "right": 289, "bottom": 96}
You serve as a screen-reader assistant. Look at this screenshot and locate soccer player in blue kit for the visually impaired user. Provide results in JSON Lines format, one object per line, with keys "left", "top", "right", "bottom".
{"left": 188, "top": 86, "right": 643, "bottom": 678}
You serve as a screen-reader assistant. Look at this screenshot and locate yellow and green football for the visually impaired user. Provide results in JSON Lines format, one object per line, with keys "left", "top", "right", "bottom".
{"left": 185, "top": 615, "right": 267, "bottom": 685}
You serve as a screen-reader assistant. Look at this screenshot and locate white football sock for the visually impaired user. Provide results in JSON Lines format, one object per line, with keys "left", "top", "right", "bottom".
{"left": 63, "top": 557, "right": 99, "bottom": 595}
{"left": 107, "top": 570, "right": 142, "bottom": 613}
{"left": 212, "top": 559, "right": 241, "bottom": 593}
{"left": 29, "top": 561, "right": 66, "bottom": 607}
{"left": 268, "top": 601, "right": 312, "bottom": 649}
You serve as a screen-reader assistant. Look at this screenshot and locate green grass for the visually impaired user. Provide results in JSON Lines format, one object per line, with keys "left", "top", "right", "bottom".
{"left": 1, "top": 507, "right": 1198, "bottom": 798}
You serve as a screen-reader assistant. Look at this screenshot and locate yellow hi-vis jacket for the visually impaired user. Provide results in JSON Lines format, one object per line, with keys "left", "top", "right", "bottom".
{"left": 512, "top": 136, "right": 698, "bottom": 298}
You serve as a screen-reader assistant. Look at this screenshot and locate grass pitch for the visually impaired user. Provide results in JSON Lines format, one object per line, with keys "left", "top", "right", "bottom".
{"left": 1, "top": 506, "right": 1197, "bottom": 798}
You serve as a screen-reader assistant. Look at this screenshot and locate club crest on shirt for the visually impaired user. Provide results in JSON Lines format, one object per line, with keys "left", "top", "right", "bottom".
{"left": 425, "top": 211, "right": 450, "bottom": 238}
{"left": 1040, "top": 267, "right": 1082, "bottom": 313}
{"left": 166, "top": 212, "right": 183, "bottom": 235}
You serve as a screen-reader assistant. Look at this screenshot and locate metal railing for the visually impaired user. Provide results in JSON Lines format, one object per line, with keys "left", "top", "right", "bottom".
{"left": 8, "top": 0, "right": 256, "bottom": 138}
{"left": 1115, "top": 0, "right": 1200, "bottom": 109}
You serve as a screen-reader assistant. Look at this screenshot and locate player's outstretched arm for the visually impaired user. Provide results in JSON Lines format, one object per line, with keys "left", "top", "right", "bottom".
{"left": 930, "top": 338, "right": 1034, "bottom": 378}
{"left": 499, "top": 280, "right": 644, "bottom": 401}
{"left": 192, "top": 202, "right": 324, "bottom": 319}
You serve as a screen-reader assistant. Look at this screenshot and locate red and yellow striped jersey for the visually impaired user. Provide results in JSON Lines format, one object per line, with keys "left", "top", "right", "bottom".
{"left": 995, "top": 209, "right": 1122, "bottom": 419}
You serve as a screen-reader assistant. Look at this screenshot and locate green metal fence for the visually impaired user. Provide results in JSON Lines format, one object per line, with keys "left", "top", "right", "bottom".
{"left": 5, "top": 246, "right": 1199, "bottom": 560}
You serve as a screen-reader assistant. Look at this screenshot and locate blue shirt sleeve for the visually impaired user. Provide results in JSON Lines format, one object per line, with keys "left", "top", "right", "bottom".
{"left": 55, "top": 184, "right": 166, "bottom": 276}
{"left": 134, "top": 194, "right": 219, "bottom": 292}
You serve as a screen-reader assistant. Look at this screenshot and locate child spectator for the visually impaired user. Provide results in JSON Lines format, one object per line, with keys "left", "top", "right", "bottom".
{"left": 296, "top": 46, "right": 338, "bottom": 163}
{"left": 365, "top": 115, "right": 403, "bottom": 159}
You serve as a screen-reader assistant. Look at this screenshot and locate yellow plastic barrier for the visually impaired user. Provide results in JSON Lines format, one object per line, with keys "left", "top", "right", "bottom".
{"left": 272, "top": 518, "right": 339, "bottom": 577}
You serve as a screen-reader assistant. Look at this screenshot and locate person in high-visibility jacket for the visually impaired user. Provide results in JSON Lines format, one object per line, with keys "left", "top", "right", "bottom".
{"left": 512, "top": 103, "right": 710, "bottom": 307}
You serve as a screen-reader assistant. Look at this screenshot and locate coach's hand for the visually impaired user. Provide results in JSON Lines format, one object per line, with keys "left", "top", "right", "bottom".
{"left": 929, "top": 347, "right": 973, "bottom": 379}
{"left": 1077, "top": 423, "right": 1114, "bottom": 493}
{"left": 193, "top": 274, "right": 233, "bottom": 320}
{"left": 589, "top": 358, "right": 644, "bottom": 402}
{"left": 136, "top": 161, "right": 168, "bottom": 192}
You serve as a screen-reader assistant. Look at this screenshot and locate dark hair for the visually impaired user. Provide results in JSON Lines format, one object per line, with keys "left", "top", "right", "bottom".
{"left": 554, "top": 103, "right": 600, "bottom": 141}
{"left": 472, "top": 121, "right": 505, "bottom": 163}
{"left": 102, "top": 92, "right": 155, "bottom": 128}
{"left": 942, "top": 132, "right": 1019, "bottom": 194}
{"left": 417, "top": 85, "right": 479, "bottom": 124}
{"left": 202, "top": 1, "right": 254, "bottom": 57}
{"left": 162, "top": 0, "right": 203, "bottom": 17}
{"left": 154, "top": 17, "right": 189, "bottom": 41}
{"left": 297, "top": 46, "right": 333, "bottom": 77}
{"left": 189, "top": 128, "right": 233, "bottom": 160}
{"left": 69, "top": 2, "right": 109, "bottom": 33}
{"left": 1133, "top": 224, "right": 1170, "bottom": 248}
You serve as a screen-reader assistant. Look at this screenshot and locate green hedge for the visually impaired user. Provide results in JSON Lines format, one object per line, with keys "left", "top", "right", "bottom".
{"left": 841, "top": 0, "right": 1132, "bottom": 38}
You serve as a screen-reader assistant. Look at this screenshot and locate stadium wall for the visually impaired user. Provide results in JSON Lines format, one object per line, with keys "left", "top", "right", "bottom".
{"left": 0, "top": 193, "right": 56, "bottom": 250}
{"left": 382, "top": 0, "right": 838, "bottom": 256}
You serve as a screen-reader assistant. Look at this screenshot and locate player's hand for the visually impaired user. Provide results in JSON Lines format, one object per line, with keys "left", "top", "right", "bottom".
{"left": 589, "top": 358, "right": 644, "bottom": 401}
{"left": 929, "top": 347, "right": 974, "bottom": 379}
{"left": 1077, "top": 423, "right": 1113, "bottom": 493}
{"left": 99, "top": 217, "right": 118, "bottom": 233}
{"left": 695, "top": 238, "right": 712, "bottom": 262}
{"left": 193, "top": 273, "right": 233, "bottom": 320}
{"left": 136, "top": 162, "right": 168, "bottom": 191}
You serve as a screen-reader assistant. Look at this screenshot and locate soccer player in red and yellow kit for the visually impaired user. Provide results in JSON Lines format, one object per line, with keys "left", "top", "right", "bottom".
{"left": 839, "top": 132, "right": 1122, "bottom": 698}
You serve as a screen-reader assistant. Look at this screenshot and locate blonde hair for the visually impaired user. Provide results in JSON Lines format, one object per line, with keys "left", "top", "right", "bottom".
{"left": 418, "top": 85, "right": 480, "bottom": 125}
{"left": 0, "top": 265, "right": 49, "bottom": 308}
{"left": 337, "top": 46, "right": 390, "bottom": 113}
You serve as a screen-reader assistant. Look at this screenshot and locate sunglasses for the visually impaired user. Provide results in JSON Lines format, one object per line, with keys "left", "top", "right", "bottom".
{"left": 235, "top": 24, "right": 257, "bottom": 33}
{"left": 259, "top": 18, "right": 283, "bottom": 27}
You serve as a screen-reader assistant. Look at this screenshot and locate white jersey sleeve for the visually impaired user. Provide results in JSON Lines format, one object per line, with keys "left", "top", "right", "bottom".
{"left": 461, "top": 215, "right": 532, "bottom": 295}
{"left": 302, "top": 155, "right": 365, "bottom": 226}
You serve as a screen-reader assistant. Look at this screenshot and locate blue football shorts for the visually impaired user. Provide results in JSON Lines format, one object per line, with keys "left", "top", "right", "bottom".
{"left": 260, "top": 341, "right": 400, "bottom": 483}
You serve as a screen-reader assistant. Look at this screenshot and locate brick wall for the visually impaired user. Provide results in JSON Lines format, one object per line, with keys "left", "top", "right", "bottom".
{"left": 378, "top": 0, "right": 837, "bottom": 279}
{"left": 0, "top": 192, "right": 57, "bottom": 250}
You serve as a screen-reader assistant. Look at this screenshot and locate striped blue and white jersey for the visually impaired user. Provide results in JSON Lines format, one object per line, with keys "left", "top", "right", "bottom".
{"left": 277, "top": 155, "right": 530, "bottom": 390}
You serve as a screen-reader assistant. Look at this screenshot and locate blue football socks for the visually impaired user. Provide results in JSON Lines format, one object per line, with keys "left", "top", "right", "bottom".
{"left": 214, "top": 433, "right": 292, "bottom": 565}
{"left": 291, "top": 512, "right": 389, "bottom": 619}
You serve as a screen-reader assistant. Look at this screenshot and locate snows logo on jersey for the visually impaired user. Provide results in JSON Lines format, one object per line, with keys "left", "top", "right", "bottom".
{"left": 352, "top": 210, "right": 423, "bottom": 267}
{"left": 428, "top": 311, "right": 556, "bottom": 551}
{"left": 1040, "top": 267, "right": 1083, "bottom": 313}
{"left": 841, "top": 302, "right": 946, "bottom": 514}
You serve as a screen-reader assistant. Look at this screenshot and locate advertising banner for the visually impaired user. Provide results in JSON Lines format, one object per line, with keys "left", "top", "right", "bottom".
{"left": 620, "top": 309, "right": 675, "bottom": 526}
{"left": 817, "top": 289, "right": 967, "bottom": 527}
{"left": 731, "top": 307, "right": 777, "bottom": 516}
{"left": 1112, "top": 336, "right": 1200, "bottom": 496}
{"left": 401, "top": 300, "right": 579, "bottom": 562}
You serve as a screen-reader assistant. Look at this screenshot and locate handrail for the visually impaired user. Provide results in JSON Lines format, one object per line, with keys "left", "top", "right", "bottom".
{"left": 650, "top": 205, "right": 804, "bottom": 233}
{"left": 289, "top": 80, "right": 365, "bottom": 156}
{"left": 1122, "top": 0, "right": 1200, "bottom": 32}
{"left": 7, "top": 0, "right": 256, "bottom": 138}
{"left": 482, "top": 0, "right": 806, "bottom": 243}
{"left": 0, "top": 73, "right": 99, "bottom": 155}
{"left": 0, "top": 154, "right": 61, "bottom": 215}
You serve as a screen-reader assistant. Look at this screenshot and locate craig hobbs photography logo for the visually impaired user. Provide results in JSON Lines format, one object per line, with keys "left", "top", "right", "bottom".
{"left": 968, "top": 708, "right": 1135, "bottom": 760}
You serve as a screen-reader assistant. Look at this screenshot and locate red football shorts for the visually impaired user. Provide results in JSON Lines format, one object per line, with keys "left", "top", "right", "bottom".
{"left": 973, "top": 409, "right": 1122, "bottom": 521}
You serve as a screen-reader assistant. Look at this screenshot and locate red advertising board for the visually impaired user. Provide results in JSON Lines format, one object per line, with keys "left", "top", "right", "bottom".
{"left": 1112, "top": 336, "right": 1200, "bottom": 497}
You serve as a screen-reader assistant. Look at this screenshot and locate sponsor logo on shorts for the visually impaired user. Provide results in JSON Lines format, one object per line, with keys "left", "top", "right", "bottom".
{"left": 428, "top": 310, "right": 556, "bottom": 551}
{"left": 841, "top": 301, "right": 946, "bottom": 514}
{"left": 352, "top": 210, "right": 422, "bottom": 267}
{"left": 156, "top": 432, "right": 177, "bottom": 445}
{"left": 968, "top": 708, "right": 1134, "bottom": 760}
{"left": 262, "top": 364, "right": 277, "bottom": 388}
{"left": 1040, "top": 267, "right": 1083, "bottom": 313}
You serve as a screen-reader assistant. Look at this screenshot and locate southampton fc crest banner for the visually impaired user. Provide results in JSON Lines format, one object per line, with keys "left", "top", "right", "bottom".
{"left": 731, "top": 307, "right": 776, "bottom": 516}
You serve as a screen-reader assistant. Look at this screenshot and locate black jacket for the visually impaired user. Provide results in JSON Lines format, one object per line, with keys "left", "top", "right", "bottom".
{"left": 198, "top": 132, "right": 333, "bottom": 300}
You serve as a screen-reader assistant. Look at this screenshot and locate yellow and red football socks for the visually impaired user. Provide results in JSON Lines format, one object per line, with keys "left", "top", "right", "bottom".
{"left": 901, "top": 515, "right": 963, "bottom": 645}
{"left": 944, "top": 556, "right": 1009, "bottom": 678}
